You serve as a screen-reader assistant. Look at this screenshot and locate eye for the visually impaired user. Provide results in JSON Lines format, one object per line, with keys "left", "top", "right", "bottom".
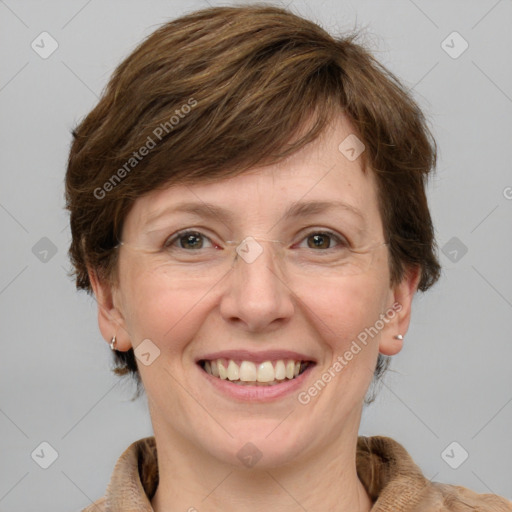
{"left": 164, "top": 230, "right": 215, "bottom": 250}
{"left": 163, "top": 229, "right": 349, "bottom": 252}
{"left": 298, "top": 230, "right": 349, "bottom": 250}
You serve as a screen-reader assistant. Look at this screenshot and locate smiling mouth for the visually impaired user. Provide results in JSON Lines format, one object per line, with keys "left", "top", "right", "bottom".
{"left": 199, "top": 358, "right": 314, "bottom": 386}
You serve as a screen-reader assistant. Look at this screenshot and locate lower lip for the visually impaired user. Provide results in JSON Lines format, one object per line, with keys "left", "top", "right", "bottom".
{"left": 198, "top": 363, "right": 315, "bottom": 402}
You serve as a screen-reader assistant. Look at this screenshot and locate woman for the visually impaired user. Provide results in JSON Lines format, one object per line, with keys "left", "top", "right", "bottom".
{"left": 65, "top": 4, "right": 512, "bottom": 511}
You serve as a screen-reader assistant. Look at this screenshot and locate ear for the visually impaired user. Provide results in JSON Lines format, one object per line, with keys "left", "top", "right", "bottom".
{"left": 88, "top": 266, "right": 132, "bottom": 351}
{"left": 378, "top": 264, "right": 422, "bottom": 356}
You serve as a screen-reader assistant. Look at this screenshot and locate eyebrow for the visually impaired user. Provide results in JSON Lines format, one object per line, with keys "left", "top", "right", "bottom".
{"left": 145, "top": 199, "right": 365, "bottom": 228}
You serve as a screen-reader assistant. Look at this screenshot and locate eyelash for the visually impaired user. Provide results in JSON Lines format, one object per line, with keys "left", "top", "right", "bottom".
{"left": 163, "top": 229, "right": 349, "bottom": 251}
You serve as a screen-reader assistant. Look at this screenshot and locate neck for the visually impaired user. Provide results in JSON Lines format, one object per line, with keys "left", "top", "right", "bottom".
{"left": 150, "top": 417, "right": 373, "bottom": 512}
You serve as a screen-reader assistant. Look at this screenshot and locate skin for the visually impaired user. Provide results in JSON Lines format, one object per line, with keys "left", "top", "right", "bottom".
{"left": 90, "top": 114, "right": 420, "bottom": 512}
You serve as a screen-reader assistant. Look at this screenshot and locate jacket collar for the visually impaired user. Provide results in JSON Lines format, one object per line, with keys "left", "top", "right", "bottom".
{"left": 102, "top": 435, "right": 433, "bottom": 511}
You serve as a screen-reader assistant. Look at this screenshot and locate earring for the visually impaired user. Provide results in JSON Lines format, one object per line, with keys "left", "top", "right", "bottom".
{"left": 110, "top": 335, "right": 117, "bottom": 350}
{"left": 394, "top": 334, "right": 403, "bottom": 340}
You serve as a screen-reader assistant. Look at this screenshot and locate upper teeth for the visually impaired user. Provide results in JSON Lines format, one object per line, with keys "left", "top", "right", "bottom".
{"left": 203, "top": 359, "right": 305, "bottom": 382}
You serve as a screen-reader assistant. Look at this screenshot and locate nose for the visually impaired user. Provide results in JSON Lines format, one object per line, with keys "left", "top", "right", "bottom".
{"left": 218, "top": 237, "right": 295, "bottom": 332}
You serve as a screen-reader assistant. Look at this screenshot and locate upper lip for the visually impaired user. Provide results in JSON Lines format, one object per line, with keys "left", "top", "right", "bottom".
{"left": 196, "top": 350, "right": 317, "bottom": 364}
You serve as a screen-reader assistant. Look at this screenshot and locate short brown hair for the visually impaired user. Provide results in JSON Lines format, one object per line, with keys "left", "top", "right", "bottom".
{"left": 65, "top": 4, "right": 441, "bottom": 401}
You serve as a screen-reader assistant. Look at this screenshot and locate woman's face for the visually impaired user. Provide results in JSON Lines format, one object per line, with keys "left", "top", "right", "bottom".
{"left": 92, "top": 115, "right": 418, "bottom": 468}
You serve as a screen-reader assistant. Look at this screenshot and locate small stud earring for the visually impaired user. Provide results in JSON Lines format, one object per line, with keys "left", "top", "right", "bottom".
{"left": 110, "top": 335, "right": 117, "bottom": 350}
{"left": 394, "top": 334, "right": 403, "bottom": 340}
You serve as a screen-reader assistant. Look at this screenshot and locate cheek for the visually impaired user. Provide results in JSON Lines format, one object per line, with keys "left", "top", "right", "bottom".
{"left": 300, "top": 271, "right": 389, "bottom": 361}
{"left": 117, "top": 258, "right": 203, "bottom": 352}
{"left": 311, "top": 270, "right": 387, "bottom": 325}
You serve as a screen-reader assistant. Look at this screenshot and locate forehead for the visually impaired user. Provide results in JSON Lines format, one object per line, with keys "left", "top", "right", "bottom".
{"left": 124, "top": 115, "right": 383, "bottom": 236}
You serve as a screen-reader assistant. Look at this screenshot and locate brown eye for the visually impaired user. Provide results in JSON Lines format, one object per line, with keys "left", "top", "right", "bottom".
{"left": 164, "top": 230, "right": 213, "bottom": 250}
{"left": 180, "top": 232, "right": 204, "bottom": 249}
{"left": 307, "top": 233, "right": 330, "bottom": 249}
{"left": 302, "top": 231, "right": 348, "bottom": 250}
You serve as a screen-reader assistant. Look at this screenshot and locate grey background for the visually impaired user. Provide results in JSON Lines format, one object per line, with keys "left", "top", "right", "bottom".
{"left": 1, "top": 0, "right": 511, "bottom": 510}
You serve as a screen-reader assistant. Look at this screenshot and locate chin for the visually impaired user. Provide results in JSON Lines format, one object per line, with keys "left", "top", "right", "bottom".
{"left": 200, "top": 419, "right": 317, "bottom": 469}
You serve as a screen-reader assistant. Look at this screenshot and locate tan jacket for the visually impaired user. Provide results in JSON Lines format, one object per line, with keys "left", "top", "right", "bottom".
{"left": 82, "top": 435, "right": 512, "bottom": 511}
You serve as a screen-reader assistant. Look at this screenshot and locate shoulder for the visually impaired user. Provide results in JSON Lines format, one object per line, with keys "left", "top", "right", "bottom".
{"left": 77, "top": 436, "right": 158, "bottom": 511}
{"left": 356, "top": 435, "right": 512, "bottom": 511}
{"left": 418, "top": 482, "right": 512, "bottom": 511}
{"left": 80, "top": 495, "right": 107, "bottom": 511}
